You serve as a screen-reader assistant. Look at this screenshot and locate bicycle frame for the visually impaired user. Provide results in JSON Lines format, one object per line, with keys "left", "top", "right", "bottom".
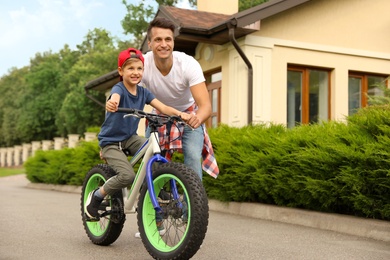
{"left": 121, "top": 126, "right": 181, "bottom": 215}
{"left": 122, "top": 132, "right": 168, "bottom": 214}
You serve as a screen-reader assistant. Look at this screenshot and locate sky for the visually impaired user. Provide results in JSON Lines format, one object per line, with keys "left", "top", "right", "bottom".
{"left": 0, "top": 0, "right": 192, "bottom": 78}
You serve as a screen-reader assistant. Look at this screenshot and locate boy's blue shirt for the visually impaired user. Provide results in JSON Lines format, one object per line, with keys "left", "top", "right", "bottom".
{"left": 98, "top": 82, "right": 155, "bottom": 148}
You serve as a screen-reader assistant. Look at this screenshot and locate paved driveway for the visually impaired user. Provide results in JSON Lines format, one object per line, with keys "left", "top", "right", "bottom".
{"left": 1, "top": 174, "right": 389, "bottom": 259}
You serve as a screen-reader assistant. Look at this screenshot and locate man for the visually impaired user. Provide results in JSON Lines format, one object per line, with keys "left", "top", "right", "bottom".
{"left": 141, "top": 17, "right": 219, "bottom": 180}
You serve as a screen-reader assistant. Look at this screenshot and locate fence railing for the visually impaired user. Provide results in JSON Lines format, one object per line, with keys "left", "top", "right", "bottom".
{"left": 0, "top": 132, "right": 97, "bottom": 167}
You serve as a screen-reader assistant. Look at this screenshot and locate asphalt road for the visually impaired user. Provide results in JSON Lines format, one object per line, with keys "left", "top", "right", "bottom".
{"left": 1, "top": 174, "right": 389, "bottom": 260}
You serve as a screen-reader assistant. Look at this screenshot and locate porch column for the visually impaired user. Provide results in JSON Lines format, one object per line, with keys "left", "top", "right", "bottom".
{"left": 0, "top": 148, "right": 6, "bottom": 167}
{"left": 14, "top": 145, "right": 22, "bottom": 166}
{"left": 84, "top": 132, "right": 97, "bottom": 142}
{"left": 6, "top": 148, "right": 14, "bottom": 167}
{"left": 42, "top": 140, "right": 53, "bottom": 151}
{"left": 22, "top": 143, "right": 32, "bottom": 163}
{"left": 68, "top": 134, "right": 80, "bottom": 148}
{"left": 54, "top": 137, "right": 65, "bottom": 150}
{"left": 31, "top": 141, "right": 41, "bottom": 157}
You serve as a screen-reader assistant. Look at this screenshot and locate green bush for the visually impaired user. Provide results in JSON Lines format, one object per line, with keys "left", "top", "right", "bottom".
{"left": 205, "top": 105, "right": 390, "bottom": 220}
{"left": 24, "top": 105, "right": 390, "bottom": 220}
{"left": 86, "top": 126, "right": 101, "bottom": 133}
{"left": 25, "top": 141, "right": 102, "bottom": 185}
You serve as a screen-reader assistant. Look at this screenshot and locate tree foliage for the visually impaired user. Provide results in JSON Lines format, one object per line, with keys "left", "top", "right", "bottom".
{"left": 239, "top": 0, "right": 269, "bottom": 12}
{"left": 121, "top": 0, "right": 196, "bottom": 47}
{"left": 56, "top": 29, "right": 118, "bottom": 137}
{"left": 0, "top": 28, "right": 116, "bottom": 145}
{"left": 0, "top": 68, "right": 29, "bottom": 146}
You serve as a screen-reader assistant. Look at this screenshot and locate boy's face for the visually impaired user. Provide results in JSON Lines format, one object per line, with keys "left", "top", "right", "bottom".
{"left": 118, "top": 59, "right": 143, "bottom": 85}
{"left": 148, "top": 27, "right": 174, "bottom": 60}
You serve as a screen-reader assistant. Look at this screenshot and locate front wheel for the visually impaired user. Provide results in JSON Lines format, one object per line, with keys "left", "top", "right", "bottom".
{"left": 137, "top": 162, "right": 209, "bottom": 259}
{"left": 80, "top": 164, "right": 126, "bottom": 246}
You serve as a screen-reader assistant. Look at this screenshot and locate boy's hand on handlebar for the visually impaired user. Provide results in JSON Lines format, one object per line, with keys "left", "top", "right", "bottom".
{"left": 106, "top": 100, "right": 118, "bottom": 112}
{"left": 179, "top": 112, "right": 191, "bottom": 122}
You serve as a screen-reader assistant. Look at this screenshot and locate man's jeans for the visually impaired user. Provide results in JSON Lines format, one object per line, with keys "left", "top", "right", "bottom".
{"left": 146, "top": 124, "right": 204, "bottom": 180}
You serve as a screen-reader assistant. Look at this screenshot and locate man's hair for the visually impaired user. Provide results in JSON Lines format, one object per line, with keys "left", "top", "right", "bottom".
{"left": 147, "top": 17, "right": 176, "bottom": 41}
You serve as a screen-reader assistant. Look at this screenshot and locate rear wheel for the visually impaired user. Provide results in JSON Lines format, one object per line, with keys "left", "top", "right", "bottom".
{"left": 80, "top": 164, "right": 126, "bottom": 246}
{"left": 137, "top": 162, "right": 209, "bottom": 259}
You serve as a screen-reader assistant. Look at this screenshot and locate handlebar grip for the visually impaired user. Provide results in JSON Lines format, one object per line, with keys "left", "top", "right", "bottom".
{"left": 117, "top": 108, "right": 135, "bottom": 114}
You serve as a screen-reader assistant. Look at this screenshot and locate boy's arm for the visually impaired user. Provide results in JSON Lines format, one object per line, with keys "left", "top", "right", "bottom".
{"left": 106, "top": 93, "right": 120, "bottom": 112}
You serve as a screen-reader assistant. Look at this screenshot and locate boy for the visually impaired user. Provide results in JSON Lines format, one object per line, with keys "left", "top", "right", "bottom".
{"left": 85, "top": 48, "right": 192, "bottom": 220}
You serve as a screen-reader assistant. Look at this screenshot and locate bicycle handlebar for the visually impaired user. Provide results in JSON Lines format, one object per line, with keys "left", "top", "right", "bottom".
{"left": 116, "top": 107, "right": 191, "bottom": 129}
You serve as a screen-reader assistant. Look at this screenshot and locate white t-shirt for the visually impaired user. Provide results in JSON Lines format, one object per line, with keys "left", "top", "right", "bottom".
{"left": 140, "top": 51, "right": 205, "bottom": 111}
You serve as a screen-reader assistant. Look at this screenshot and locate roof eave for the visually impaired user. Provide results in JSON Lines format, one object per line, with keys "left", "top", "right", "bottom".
{"left": 85, "top": 70, "right": 119, "bottom": 91}
{"left": 233, "top": 0, "right": 312, "bottom": 27}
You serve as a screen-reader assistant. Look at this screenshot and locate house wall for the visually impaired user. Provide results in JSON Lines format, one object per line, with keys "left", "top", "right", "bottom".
{"left": 197, "top": 0, "right": 238, "bottom": 14}
{"left": 269, "top": 40, "right": 390, "bottom": 124}
{"left": 199, "top": 0, "right": 390, "bottom": 127}
{"left": 258, "top": 0, "right": 390, "bottom": 53}
{"left": 258, "top": 0, "right": 390, "bottom": 125}
{"left": 197, "top": 42, "right": 244, "bottom": 126}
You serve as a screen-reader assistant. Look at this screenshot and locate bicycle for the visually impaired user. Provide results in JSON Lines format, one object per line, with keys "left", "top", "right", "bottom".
{"left": 80, "top": 108, "right": 209, "bottom": 259}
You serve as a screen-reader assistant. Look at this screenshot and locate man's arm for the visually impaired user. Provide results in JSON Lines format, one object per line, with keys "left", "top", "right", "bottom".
{"left": 189, "top": 82, "right": 212, "bottom": 128}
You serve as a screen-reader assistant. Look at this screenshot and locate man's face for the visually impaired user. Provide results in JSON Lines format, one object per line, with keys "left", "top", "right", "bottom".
{"left": 148, "top": 27, "right": 174, "bottom": 60}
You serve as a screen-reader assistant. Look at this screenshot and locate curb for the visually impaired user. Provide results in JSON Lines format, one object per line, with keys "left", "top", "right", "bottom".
{"left": 209, "top": 200, "right": 390, "bottom": 242}
{"left": 27, "top": 182, "right": 390, "bottom": 242}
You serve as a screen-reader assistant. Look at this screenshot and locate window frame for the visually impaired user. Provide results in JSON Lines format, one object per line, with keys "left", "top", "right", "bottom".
{"left": 287, "top": 65, "right": 331, "bottom": 125}
{"left": 348, "top": 72, "right": 389, "bottom": 112}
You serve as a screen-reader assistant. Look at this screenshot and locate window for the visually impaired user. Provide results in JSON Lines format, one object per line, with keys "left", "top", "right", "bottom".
{"left": 287, "top": 66, "right": 330, "bottom": 128}
{"left": 348, "top": 73, "right": 388, "bottom": 115}
{"left": 205, "top": 69, "right": 221, "bottom": 128}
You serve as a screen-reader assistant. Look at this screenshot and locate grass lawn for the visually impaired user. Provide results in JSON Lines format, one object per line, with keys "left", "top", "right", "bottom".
{"left": 0, "top": 167, "right": 25, "bottom": 177}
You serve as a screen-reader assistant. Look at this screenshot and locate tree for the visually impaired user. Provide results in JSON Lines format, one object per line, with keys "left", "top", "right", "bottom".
{"left": 0, "top": 67, "right": 29, "bottom": 146}
{"left": 121, "top": 0, "right": 196, "bottom": 47}
{"left": 239, "top": 0, "right": 269, "bottom": 12}
{"left": 56, "top": 28, "right": 118, "bottom": 137}
{"left": 16, "top": 51, "right": 66, "bottom": 141}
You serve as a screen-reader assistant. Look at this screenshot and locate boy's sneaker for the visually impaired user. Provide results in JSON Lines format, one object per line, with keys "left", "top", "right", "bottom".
{"left": 157, "top": 221, "right": 166, "bottom": 235}
{"left": 85, "top": 189, "right": 103, "bottom": 221}
{"left": 134, "top": 221, "right": 165, "bottom": 238}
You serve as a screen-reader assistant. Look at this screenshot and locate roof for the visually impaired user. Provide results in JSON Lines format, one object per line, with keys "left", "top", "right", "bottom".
{"left": 140, "top": 0, "right": 311, "bottom": 54}
{"left": 140, "top": 5, "right": 256, "bottom": 54}
{"left": 86, "top": 0, "right": 311, "bottom": 92}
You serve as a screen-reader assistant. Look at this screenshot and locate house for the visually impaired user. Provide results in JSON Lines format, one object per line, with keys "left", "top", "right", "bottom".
{"left": 85, "top": 0, "right": 390, "bottom": 131}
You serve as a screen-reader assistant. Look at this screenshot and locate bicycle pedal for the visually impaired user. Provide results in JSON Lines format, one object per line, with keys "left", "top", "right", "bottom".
{"left": 85, "top": 214, "right": 100, "bottom": 222}
{"left": 157, "top": 197, "right": 171, "bottom": 204}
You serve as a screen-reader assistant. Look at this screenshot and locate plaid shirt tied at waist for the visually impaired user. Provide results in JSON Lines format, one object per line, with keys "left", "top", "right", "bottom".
{"left": 153, "top": 103, "right": 219, "bottom": 178}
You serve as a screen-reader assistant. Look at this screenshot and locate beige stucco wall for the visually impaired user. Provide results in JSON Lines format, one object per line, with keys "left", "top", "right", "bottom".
{"left": 197, "top": 0, "right": 238, "bottom": 14}
{"left": 197, "top": 0, "right": 390, "bottom": 127}
{"left": 196, "top": 43, "right": 232, "bottom": 125}
{"left": 270, "top": 40, "right": 390, "bottom": 124}
{"left": 258, "top": 0, "right": 390, "bottom": 54}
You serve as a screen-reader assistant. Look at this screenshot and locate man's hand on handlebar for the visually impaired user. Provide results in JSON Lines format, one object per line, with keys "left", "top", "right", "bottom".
{"left": 179, "top": 112, "right": 200, "bottom": 129}
{"left": 180, "top": 112, "right": 201, "bottom": 129}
